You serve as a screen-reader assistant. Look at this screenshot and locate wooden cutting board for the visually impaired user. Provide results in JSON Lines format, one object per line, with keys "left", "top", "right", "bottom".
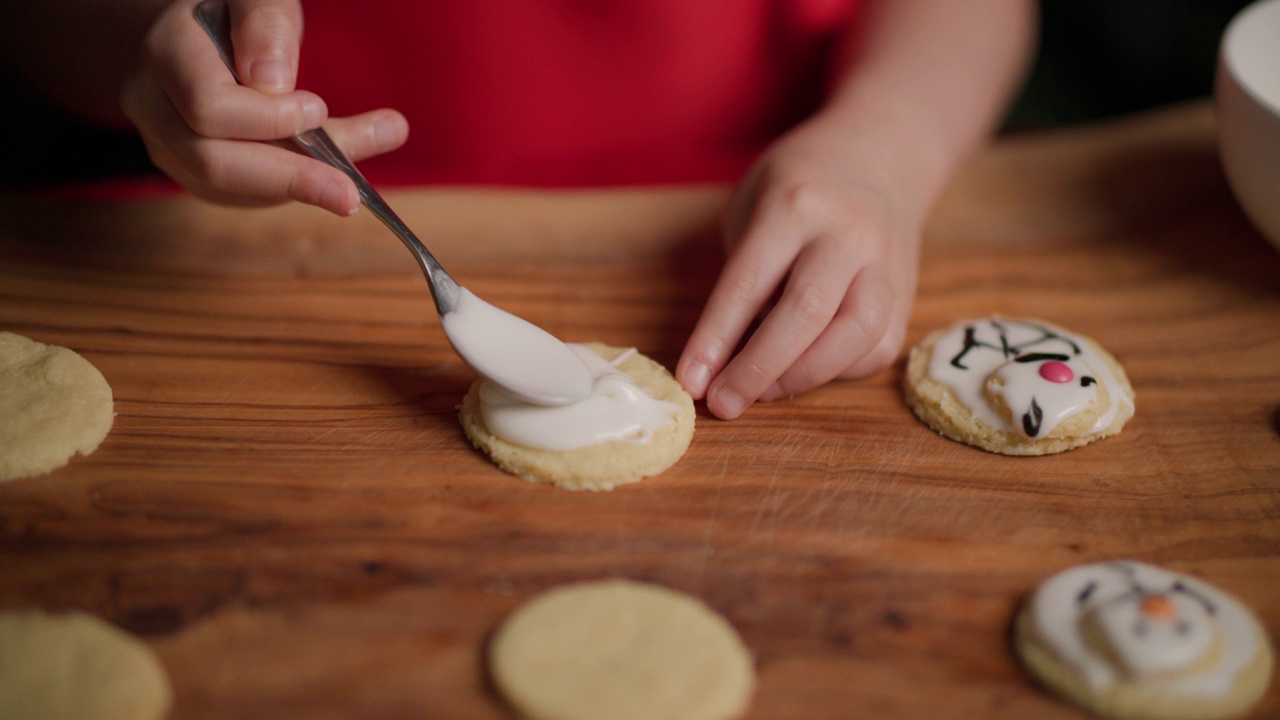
{"left": 1, "top": 102, "right": 1276, "bottom": 719}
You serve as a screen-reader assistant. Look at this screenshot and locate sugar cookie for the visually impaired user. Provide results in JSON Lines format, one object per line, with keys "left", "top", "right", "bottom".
{"left": 0, "top": 610, "right": 173, "bottom": 720}
{"left": 0, "top": 332, "right": 114, "bottom": 481}
{"left": 460, "top": 343, "right": 694, "bottom": 491}
{"left": 904, "top": 317, "right": 1134, "bottom": 455}
{"left": 1015, "top": 561, "right": 1273, "bottom": 720}
{"left": 489, "top": 579, "right": 755, "bottom": 720}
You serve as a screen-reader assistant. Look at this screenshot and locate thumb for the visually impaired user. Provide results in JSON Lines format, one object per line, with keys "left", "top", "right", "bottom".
{"left": 228, "top": 0, "right": 304, "bottom": 95}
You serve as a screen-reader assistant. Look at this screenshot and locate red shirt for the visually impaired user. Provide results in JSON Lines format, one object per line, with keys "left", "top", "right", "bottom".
{"left": 297, "top": 0, "right": 862, "bottom": 187}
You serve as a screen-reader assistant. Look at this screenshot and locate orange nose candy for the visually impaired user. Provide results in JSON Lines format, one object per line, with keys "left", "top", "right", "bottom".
{"left": 1140, "top": 594, "right": 1177, "bottom": 620}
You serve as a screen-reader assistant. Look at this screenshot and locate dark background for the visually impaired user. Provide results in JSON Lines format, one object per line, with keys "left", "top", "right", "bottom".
{"left": 1004, "top": 0, "right": 1253, "bottom": 128}
{"left": 0, "top": 0, "right": 1258, "bottom": 188}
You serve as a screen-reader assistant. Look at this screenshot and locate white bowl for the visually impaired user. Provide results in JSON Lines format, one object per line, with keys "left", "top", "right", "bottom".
{"left": 1216, "top": 0, "right": 1280, "bottom": 250}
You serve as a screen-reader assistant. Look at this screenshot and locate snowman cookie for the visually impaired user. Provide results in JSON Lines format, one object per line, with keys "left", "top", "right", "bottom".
{"left": 904, "top": 317, "right": 1135, "bottom": 455}
{"left": 1015, "top": 561, "right": 1274, "bottom": 720}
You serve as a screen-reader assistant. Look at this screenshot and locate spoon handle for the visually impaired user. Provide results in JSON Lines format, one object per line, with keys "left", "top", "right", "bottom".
{"left": 193, "top": 0, "right": 460, "bottom": 314}
{"left": 292, "top": 128, "right": 461, "bottom": 312}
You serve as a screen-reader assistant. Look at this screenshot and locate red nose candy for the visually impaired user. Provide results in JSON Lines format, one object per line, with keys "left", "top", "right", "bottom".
{"left": 1039, "top": 361, "right": 1074, "bottom": 383}
{"left": 1140, "top": 594, "right": 1177, "bottom": 620}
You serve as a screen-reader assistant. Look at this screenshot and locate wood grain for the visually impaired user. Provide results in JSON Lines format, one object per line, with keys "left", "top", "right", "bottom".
{"left": 1, "top": 101, "right": 1277, "bottom": 719}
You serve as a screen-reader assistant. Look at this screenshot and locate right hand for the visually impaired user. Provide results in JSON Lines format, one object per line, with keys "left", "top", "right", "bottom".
{"left": 121, "top": 0, "right": 408, "bottom": 215}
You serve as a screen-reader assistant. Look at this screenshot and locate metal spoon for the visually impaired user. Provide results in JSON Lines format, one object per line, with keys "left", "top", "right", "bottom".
{"left": 194, "top": 0, "right": 592, "bottom": 405}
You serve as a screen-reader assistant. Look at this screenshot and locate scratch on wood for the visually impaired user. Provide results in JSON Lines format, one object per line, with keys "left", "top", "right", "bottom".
{"left": 691, "top": 451, "right": 730, "bottom": 592}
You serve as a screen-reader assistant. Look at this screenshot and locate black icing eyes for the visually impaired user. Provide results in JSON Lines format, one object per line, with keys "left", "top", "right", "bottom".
{"left": 1014, "top": 353, "right": 1071, "bottom": 363}
{"left": 1077, "top": 581, "right": 1099, "bottom": 604}
{"left": 1017, "top": 355, "right": 1097, "bottom": 389}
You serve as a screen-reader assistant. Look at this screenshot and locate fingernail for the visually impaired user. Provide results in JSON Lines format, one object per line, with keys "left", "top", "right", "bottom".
{"left": 684, "top": 361, "right": 712, "bottom": 397}
{"left": 711, "top": 385, "right": 746, "bottom": 420}
{"left": 249, "top": 58, "right": 291, "bottom": 92}
{"left": 320, "top": 182, "right": 357, "bottom": 216}
{"left": 759, "top": 382, "right": 783, "bottom": 402}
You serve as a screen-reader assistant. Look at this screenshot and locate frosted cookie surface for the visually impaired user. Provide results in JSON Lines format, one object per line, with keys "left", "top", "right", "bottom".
{"left": 904, "top": 317, "right": 1134, "bottom": 455}
{"left": 490, "top": 579, "right": 755, "bottom": 720}
{"left": 460, "top": 342, "right": 694, "bottom": 491}
{"left": 0, "top": 332, "right": 114, "bottom": 481}
{"left": 1014, "top": 561, "right": 1273, "bottom": 720}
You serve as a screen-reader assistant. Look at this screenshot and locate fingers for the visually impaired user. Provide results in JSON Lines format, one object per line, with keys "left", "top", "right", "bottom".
{"left": 678, "top": 155, "right": 917, "bottom": 419}
{"left": 227, "top": 0, "right": 305, "bottom": 93}
{"left": 323, "top": 109, "right": 410, "bottom": 163}
{"left": 676, "top": 179, "right": 811, "bottom": 401}
{"left": 696, "top": 237, "right": 866, "bottom": 420}
{"left": 145, "top": 0, "right": 323, "bottom": 141}
{"left": 757, "top": 268, "right": 901, "bottom": 402}
{"left": 123, "top": 61, "right": 357, "bottom": 214}
{"left": 127, "top": 73, "right": 357, "bottom": 213}
{"left": 121, "top": 0, "right": 407, "bottom": 214}
{"left": 691, "top": 261, "right": 903, "bottom": 420}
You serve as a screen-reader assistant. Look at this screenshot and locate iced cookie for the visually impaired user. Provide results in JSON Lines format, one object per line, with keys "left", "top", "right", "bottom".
{"left": 1015, "top": 561, "right": 1274, "bottom": 720}
{"left": 460, "top": 342, "right": 695, "bottom": 491}
{"left": 489, "top": 579, "right": 755, "bottom": 720}
{"left": 0, "top": 610, "right": 173, "bottom": 720}
{"left": 904, "top": 317, "right": 1134, "bottom": 455}
{"left": 0, "top": 332, "right": 114, "bottom": 481}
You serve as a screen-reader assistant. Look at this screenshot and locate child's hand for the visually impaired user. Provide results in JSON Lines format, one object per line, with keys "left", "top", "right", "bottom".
{"left": 677, "top": 115, "right": 922, "bottom": 419}
{"left": 676, "top": 0, "right": 1035, "bottom": 420}
{"left": 120, "top": 0, "right": 407, "bottom": 215}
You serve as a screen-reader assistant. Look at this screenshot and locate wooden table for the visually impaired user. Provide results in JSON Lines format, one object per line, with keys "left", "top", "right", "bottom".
{"left": 2, "top": 101, "right": 1276, "bottom": 719}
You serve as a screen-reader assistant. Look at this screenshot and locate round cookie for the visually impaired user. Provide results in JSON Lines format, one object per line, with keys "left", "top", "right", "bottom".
{"left": 0, "top": 610, "right": 173, "bottom": 720}
{"left": 0, "top": 332, "right": 114, "bottom": 481}
{"left": 489, "top": 579, "right": 755, "bottom": 720}
{"left": 904, "top": 317, "right": 1134, "bottom": 455}
{"left": 460, "top": 343, "right": 695, "bottom": 491}
{"left": 1014, "top": 561, "right": 1274, "bottom": 720}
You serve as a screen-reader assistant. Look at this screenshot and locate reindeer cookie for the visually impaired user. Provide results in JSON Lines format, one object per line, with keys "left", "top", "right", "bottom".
{"left": 1015, "top": 561, "right": 1273, "bottom": 720}
{"left": 904, "top": 317, "right": 1135, "bottom": 455}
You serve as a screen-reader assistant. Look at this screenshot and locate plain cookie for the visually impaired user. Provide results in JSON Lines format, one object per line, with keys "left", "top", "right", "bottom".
{"left": 1014, "top": 561, "right": 1274, "bottom": 720}
{"left": 490, "top": 579, "right": 755, "bottom": 720}
{"left": 0, "top": 332, "right": 114, "bottom": 481}
{"left": 460, "top": 343, "right": 694, "bottom": 491}
{"left": 0, "top": 610, "right": 173, "bottom": 720}
{"left": 904, "top": 317, "right": 1134, "bottom": 455}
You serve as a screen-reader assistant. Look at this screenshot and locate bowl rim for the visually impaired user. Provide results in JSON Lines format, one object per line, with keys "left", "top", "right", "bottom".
{"left": 1221, "top": 0, "right": 1280, "bottom": 117}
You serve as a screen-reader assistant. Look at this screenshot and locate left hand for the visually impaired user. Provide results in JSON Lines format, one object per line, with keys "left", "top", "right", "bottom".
{"left": 676, "top": 116, "right": 922, "bottom": 419}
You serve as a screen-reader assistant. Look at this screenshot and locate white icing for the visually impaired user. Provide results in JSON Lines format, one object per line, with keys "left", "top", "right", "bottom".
{"left": 1031, "top": 561, "right": 1261, "bottom": 698}
{"left": 442, "top": 288, "right": 593, "bottom": 406}
{"left": 478, "top": 345, "right": 682, "bottom": 451}
{"left": 926, "top": 319, "right": 1133, "bottom": 438}
{"left": 1094, "top": 591, "right": 1214, "bottom": 676}
{"left": 987, "top": 355, "right": 1098, "bottom": 437}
